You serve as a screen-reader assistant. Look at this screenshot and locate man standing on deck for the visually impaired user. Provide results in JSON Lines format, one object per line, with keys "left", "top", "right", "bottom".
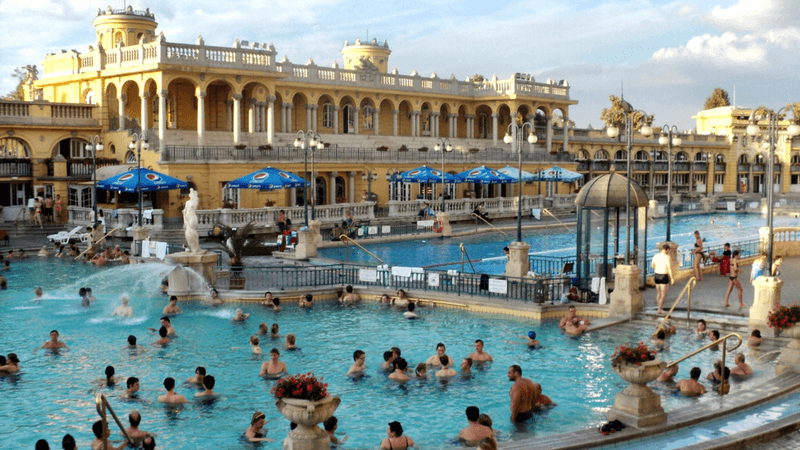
{"left": 507, "top": 365, "right": 535, "bottom": 422}
{"left": 651, "top": 244, "right": 675, "bottom": 315}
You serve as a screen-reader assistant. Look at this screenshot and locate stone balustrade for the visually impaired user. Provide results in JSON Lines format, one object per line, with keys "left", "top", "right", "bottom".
{"left": 762, "top": 227, "right": 800, "bottom": 256}
{"left": 69, "top": 206, "right": 164, "bottom": 231}
{"left": 387, "top": 196, "right": 545, "bottom": 219}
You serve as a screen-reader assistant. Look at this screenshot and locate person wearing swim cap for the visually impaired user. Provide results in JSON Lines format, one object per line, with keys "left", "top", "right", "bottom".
{"left": 507, "top": 331, "right": 540, "bottom": 347}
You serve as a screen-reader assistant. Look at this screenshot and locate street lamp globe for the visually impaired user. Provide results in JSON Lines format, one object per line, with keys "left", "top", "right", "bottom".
{"left": 293, "top": 138, "right": 302, "bottom": 148}
{"left": 640, "top": 125, "right": 653, "bottom": 137}
{"left": 672, "top": 137, "right": 681, "bottom": 146}
{"left": 606, "top": 126, "right": 620, "bottom": 138}
{"left": 658, "top": 135, "right": 669, "bottom": 146}
{"left": 527, "top": 133, "right": 537, "bottom": 144}
{"left": 503, "top": 133, "right": 513, "bottom": 144}
{"left": 789, "top": 124, "right": 800, "bottom": 137}
{"left": 746, "top": 124, "right": 760, "bottom": 137}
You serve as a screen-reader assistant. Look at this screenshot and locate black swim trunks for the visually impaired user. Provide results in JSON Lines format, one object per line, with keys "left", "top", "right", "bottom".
{"left": 654, "top": 274, "right": 669, "bottom": 285}
{"left": 514, "top": 411, "right": 533, "bottom": 423}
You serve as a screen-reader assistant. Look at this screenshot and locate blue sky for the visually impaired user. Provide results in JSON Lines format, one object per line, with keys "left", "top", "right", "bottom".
{"left": 1, "top": 0, "right": 799, "bottom": 130}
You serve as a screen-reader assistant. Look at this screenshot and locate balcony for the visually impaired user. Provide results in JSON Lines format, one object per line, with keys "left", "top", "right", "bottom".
{"left": 0, "top": 160, "right": 32, "bottom": 177}
{"left": 692, "top": 162, "right": 708, "bottom": 171}
{"left": 714, "top": 163, "right": 726, "bottom": 172}
{"left": 737, "top": 164, "right": 750, "bottom": 172}
{"left": 673, "top": 162, "right": 690, "bottom": 171}
{"left": 0, "top": 100, "right": 98, "bottom": 127}
{"left": 752, "top": 163, "right": 765, "bottom": 172}
{"left": 592, "top": 161, "right": 610, "bottom": 171}
{"left": 632, "top": 162, "right": 649, "bottom": 171}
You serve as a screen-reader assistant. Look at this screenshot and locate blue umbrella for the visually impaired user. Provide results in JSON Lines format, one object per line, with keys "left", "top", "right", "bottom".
{"left": 398, "top": 165, "right": 460, "bottom": 183}
{"left": 532, "top": 165, "right": 583, "bottom": 182}
{"left": 498, "top": 165, "right": 536, "bottom": 182}
{"left": 225, "top": 167, "right": 307, "bottom": 190}
{"left": 97, "top": 167, "right": 188, "bottom": 192}
{"left": 456, "top": 166, "right": 516, "bottom": 184}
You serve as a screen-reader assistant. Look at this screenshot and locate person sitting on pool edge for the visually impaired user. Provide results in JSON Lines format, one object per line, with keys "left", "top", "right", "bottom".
{"left": 676, "top": 367, "right": 706, "bottom": 396}
{"left": 347, "top": 350, "right": 366, "bottom": 378}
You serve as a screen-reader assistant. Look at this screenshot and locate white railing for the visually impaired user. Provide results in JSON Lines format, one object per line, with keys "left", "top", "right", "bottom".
{"left": 765, "top": 227, "right": 800, "bottom": 256}
{"left": 387, "top": 196, "right": 544, "bottom": 219}
{"left": 68, "top": 207, "right": 164, "bottom": 231}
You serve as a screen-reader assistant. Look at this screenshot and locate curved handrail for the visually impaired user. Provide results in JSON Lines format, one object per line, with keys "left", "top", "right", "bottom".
{"left": 665, "top": 332, "right": 742, "bottom": 396}
{"left": 541, "top": 208, "right": 571, "bottom": 231}
{"left": 95, "top": 393, "right": 133, "bottom": 448}
{"left": 471, "top": 212, "right": 509, "bottom": 236}
{"left": 338, "top": 235, "right": 385, "bottom": 264}
{"left": 663, "top": 277, "right": 697, "bottom": 321}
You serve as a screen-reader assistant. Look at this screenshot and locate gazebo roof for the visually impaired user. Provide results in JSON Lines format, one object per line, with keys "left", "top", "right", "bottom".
{"left": 574, "top": 173, "right": 648, "bottom": 208}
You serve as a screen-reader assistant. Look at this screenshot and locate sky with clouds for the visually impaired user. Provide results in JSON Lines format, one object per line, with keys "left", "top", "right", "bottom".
{"left": 1, "top": 0, "right": 798, "bottom": 131}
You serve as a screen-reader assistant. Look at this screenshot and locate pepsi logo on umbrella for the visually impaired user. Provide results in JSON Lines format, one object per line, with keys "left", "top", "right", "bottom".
{"left": 145, "top": 173, "right": 162, "bottom": 182}
{"left": 254, "top": 172, "right": 269, "bottom": 180}
{"left": 469, "top": 170, "right": 481, "bottom": 176}
{"left": 279, "top": 172, "right": 291, "bottom": 179}
{"left": 118, "top": 173, "right": 135, "bottom": 182}
{"left": 408, "top": 170, "right": 421, "bottom": 176}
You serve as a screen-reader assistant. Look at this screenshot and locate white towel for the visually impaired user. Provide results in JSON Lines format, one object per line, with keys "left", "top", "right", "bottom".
{"left": 531, "top": 208, "right": 541, "bottom": 220}
{"left": 392, "top": 266, "right": 412, "bottom": 278}
{"left": 591, "top": 277, "right": 600, "bottom": 294}
{"left": 726, "top": 202, "right": 736, "bottom": 211}
{"left": 447, "top": 269, "right": 459, "bottom": 276}
{"left": 141, "top": 240, "right": 151, "bottom": 258}
{"left": 598, "top": 278, "right": 608, "bottom": 304}
{"left": 143, "top": 209, "right": 153, "bottom": 220}
{"left": 156, "top": 241, "right": 168, "bottom": 260}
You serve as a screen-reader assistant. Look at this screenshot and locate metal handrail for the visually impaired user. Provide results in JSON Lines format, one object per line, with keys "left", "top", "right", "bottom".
{"left": 471, "top": 212, "right": 509, "bottom": 236}
{"left": 95, "top": 394, "right": 133, "bottom": 449}
{"left": 665, "top": 332, "right": 742, "bottom": 396}
{"left": 338, "top": 235, "right": 385, "bottom": 264}
{"left": 663, "top": 277, "right": 697, "bottom": 322}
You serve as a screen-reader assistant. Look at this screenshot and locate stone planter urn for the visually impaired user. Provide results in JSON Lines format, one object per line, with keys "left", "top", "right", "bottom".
{"left": 777, "top": 324, "right": 800, "bottom": 374}
{"left": 276, "top": 395, "right": 341, "bottom": 450}
{"left": 607, "top": 358, "right": 667, "bottom": 428}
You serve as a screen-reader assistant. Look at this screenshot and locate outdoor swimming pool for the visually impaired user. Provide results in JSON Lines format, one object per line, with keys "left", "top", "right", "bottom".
{"left": 318, "top": 213, "right": 797, "bottom": 274}
{"left": 0, "top": 259, "right": 776, "bottom": 448}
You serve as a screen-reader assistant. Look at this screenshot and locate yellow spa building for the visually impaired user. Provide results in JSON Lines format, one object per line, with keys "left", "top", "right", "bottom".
{"left": 1, "top": 5, "right": 798, "bottom": 225}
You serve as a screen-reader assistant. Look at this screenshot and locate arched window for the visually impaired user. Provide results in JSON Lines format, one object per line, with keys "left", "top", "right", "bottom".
{"left": 85, "top": 90, "right": 95, "bottom": 104}
{"left": 792, "top": 154, "right": 800, "bottom": 165}
{"left": 738, "top": 154, "right": 749, "bottom": 164}
{"left": 594, "top": 149, "right": 609, "bottom": 161}
{"left": 653, "top": 151, "right": 667, "bottom": 161}
{"left": 126, "top": 151, "right": 137, "bottom": 164}
{"left": 362, "top": 106, "right": 374, "bottom": 130}
{"left": 754, "top": 154, "right": 765, "bottom": 164}
{"left": 574, "top": 149, "right": 589, "bottom": 161}
{"left": 634, "top": 150, "right": 648, "bottom": 161}
{"left": 715, "top": 154, "right": 725, "bottom": 163}
{"left": 675, "top": 152, "right": 688, "bottom": 161}
{"left": 0, "top": 138, "right": 30, "bottom": 158}
{"left": 322, "top": 102, "right": 334, "bottom": 129}
{"left": 694, "top": 152, "right": 706, "bottom": 161}
{"left": 114, "top": 31, "right": 125, "bottom": 47}
{"left": 613, "top": 150, "right": 627, "bottom": 161}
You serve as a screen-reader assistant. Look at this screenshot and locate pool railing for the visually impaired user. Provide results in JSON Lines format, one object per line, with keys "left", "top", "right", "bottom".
{"left": 321, "top": 222, "right": 429, "bottom": 242}
{"left": 213, "top": 262, "right": 587, "bottom": 304}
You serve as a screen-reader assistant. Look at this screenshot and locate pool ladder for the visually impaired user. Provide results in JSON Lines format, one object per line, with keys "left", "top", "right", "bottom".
{"left": 663, "top": 277, "right": 698, "bottom": 322}
{"left": 665, "top": 332, "right": 743, "bottom": 396}
{"left": 95, "top": 393, "right": 133, "bottom": 449}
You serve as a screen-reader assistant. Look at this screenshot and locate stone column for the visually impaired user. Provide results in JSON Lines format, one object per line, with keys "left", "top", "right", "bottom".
{"left": 348, "top": 171, "right": 356, "bottom": 203}
{"left": 562, "top": 114, "right": 569, "bottom": 152}
{"left": 311, "top": 105, "right": 318, "bottom": 132}
{"left": 306, "top": 104, "right": 313, "bottom": 132}
{"left": 431, "top": 112, "right": 439, "bottom": 137}
{"left": 140, "top": 92, "right": 150, "bottom": 134}
{"left": 287, "top": 103, "right": 293, "bottom": 132}
{"left": 392, "top": 109, "right": 398, "bottom": 136}
{"left": 118, "top": 93, "right": 127, "bottom": 131}
{"left": 328, "top": 172, "right": 338, "bottom": 205}
{"left": 373, "top": 108, "right": 380, "bottom": 136}
{"left": 353, "top": 107, "right": 360, "bottom": 135}
{"left": 248, "top": 98, "right": 256, "bottom": 134}
{"left": 295, "top": 220, "right": 322, "bottom": 259}
{"left": 196, "top": 91, "right": 206, "bottom": 147}
{"left": 267, "top": 96, "right": 275, "bottom": 144}
{"left": 700, "top": 196, "right": 715, "bottom": 213}
{"left": 491, "top": 113, "right": 499, "bottom": 145}
{"left": 467, "top": 114, "right": 474, "bottom": 139}
{"left": 750, "top": 276, "right": 783, "bottom": 334}
{"left": 546, "top": 115, "right": 553, "bottom": 154}
{"left": 450, "top": 113, "right": 458, "bottom": 138}
{"left": 608, "top": 265, "right": 643, "bottom": 317}
{"left": 232, "top": 94, "right": 242, "bottom": 144}
{"left": 504, "top": 241, "right": 531, "bottom": 278}
{"left": 158, "top": 89, "right": 167, "bottom": 144}
{"left": 414, "top": 112, "right": 421, "bottom": 137}
{"left": 333, "top": 106, "right": 340, "bottom": 135}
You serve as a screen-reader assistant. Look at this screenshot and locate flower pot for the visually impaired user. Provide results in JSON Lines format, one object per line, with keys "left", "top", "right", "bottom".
{"left": 276, "top": 395, "right": 341, "bottom": 450}
{"left": 608, "top": 358, "right": 667, "bottom": 427}
{"left": 612, "top": 358, "right": 665, "bottom": 390}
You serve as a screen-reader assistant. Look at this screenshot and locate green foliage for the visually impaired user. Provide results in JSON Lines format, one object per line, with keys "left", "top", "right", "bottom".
{"left": 472, "top": 74, "right": 484, "bottom": 83}
{"left": 703, "top": 88, "right": 730, "bottom": 110}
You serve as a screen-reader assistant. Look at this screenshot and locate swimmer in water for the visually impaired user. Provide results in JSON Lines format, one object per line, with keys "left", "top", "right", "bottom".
{"left": 112, "top": 295, "right": 133, "bottom": 317}
{"left": 186, "top": 367, "right": 206, "bottom": 386}
{"left": 508, "top": 331, "right": 540, "bottom": 347}
{"left": 149, "top": 316, "right": 175, "bottom": 336}
{"left": 34, "top": 330, "right": 69, "bottom": 352}
{"left": 232, "top": 308, "right": 250, "bottom": 322}
{"left": 270, "top": 323, "right": 280, "bottom": 340}
{"left": 388, "top": 358, "right": 411, "bottom": 382}
{"left": 435, "top": 355, "right": 456, "bottom": 379}
{"left": 425, "top": 343, "right": 447, "bottom": 368}
{"left": 271, "top": 297, "right": 281, "bottom": 312}
{"left": 163, "top": 296, "right": 182, "bottom": 315}
{"left": 284, "top": 333, "right": 298, "bottom": 350}
{"left": 403, "top": 302, "right": 418, "bottom": 319}
{"left": 194, "top": 375, "right": 218, "bottom": 398}
{"left": 260, "top": 348, "right": 287, "bottom": 378}
{"left": 157, "top": 377, "right": 188, "bottom": 404}
{"left": 250, "top": 336, "right": 261, "bottom": 354}
{"left": 205, "top": 288, "right": 223, "bottom": 306}
{"left": 152, "top": 327, "right": 170, "bottom": 346}
{"left": 93, "top": 365, "right": 123, "bottom": 387}
{"left": 244, "top": 411, "right": 274, "bottom": 443}
{"left": 347, "top": 350, "right": 366, "bottom": 378}
{"left": 33, "top": 286, "right": 43, "bottom": 301}
{"left": 126, "top": 335, "right": 145, "bottom": 352}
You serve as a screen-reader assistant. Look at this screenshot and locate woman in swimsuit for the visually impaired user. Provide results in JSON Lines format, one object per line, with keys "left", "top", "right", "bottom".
{"left": 724, "top": 250, "right": 744, "bottom": 308}
{"left": 380, "top": 421, "right": 415, "bottom": 450}
{"left": 259, "top": 348, "right": 287, "bottom": 378}
{"left": 692, "top": 230, "right": 704, "bottom": 281}
{"left": 54, "top": 194, "right": 63, "bottom": 223}
{"left": 0, "top": 353, "right": 20, "bottom": 373}
{"left": 244, "top": 411, "right": 273, "bottom": 442}
{"left": 707, "top": 360, "right": 723, "bottom": 384}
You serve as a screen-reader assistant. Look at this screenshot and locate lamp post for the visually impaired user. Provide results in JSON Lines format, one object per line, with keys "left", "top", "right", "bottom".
{"left": 434, "top": 138, "right": 453, "bottom": 213}
{"left": 294, "top": 130, "right": 324, "bottom": 226}
{"left": 606, "top": 110, "right": 653, "bottom": 264}
{"left": 658, "top": 125, "right": 682, "bottom": 242}
{"left": 746, "top": 106, "right": 800, "bottom": 276}
{"left": 361, "top": 169, "right": 377, "bottom": 201}
{"left": 503, "top": 122, "right": 537, "bottom": 243}
{"left": 85, "top": 136, "right": 103, "bottom": 224}
{"left": 128, "top": 134, "right": 149, "bottom": 227}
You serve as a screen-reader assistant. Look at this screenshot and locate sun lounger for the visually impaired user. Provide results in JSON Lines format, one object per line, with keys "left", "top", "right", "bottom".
{"left": 47, "top": 226, "right": 89, "bottom": 244}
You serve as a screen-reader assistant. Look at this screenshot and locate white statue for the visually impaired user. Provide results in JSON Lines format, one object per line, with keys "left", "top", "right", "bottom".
{"left": 183, "top": 188, "right": 201, "bottom": 254}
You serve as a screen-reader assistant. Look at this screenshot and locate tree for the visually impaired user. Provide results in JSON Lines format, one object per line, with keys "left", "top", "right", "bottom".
{"left": 704, "top": 88, "right": 730, "bottom": 110}
{"left": 2, "top": 67, "right": 28, "bottom": 100}
{"left": 600, "top": 95, "right": 653, "bottom": 131}
{"left": 472, "top": 74, "right": 484, "bottom": 83}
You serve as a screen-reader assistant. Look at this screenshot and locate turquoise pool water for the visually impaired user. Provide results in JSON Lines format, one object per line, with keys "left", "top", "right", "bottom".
{"left": 318, "top": 213, "right": 796, "bottom": 273}
{"left": 0, "top": 260, "right": 776, "bottom": 448}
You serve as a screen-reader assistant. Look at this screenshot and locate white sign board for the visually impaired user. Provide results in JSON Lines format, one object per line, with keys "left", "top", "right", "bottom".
{"left": 488, "top": 278, "right": 508, "bottom": 294}
{"left": 381, "top": 225, "right": 391, "bottom": 234}
{"left": 368, "top": 226, "right": 378, "bottom": 235}
{"left": 417, "top": 220, "right": 434, "bottom": 229}
{"left": 427, "top": 273, "right": 440, "bottom": 287}
{"left": 358, "top": 269, "right": 378, "bottom": 283}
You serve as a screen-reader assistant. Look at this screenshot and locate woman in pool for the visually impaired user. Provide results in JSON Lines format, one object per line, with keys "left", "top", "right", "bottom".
{"left": 380, "top": 421, "right": 415, "bottom": 450}
{"left": 93, "top": 365, "right": 121, "bottom": 386}
{"left": 244, "top": 411, "right": 274, "bottom": 443}
{"left": 394, "top": 289, "right": 409, "bottom": 308}
{"left": 414, "top": 363, "right": 428, "bottom": 379}
{"left": 259, "top": 348, "right": 287, "bottom": 378}
{"left": 696, "top": 319, "right": 708, "bottom": 339}
{"left": 270, "top": 323, "right": 280, "bottom": 340}
{"left": 380, "top": 294, "right": 391, "bottom": 303}
{"left": 0, "top": 353, "right": 20, "bottom": 373}
{"left": 707, "top": 360, "right": 723, "bottom": 384}
{"left": 284, "top": 333, "right": 298, "bottom": 350}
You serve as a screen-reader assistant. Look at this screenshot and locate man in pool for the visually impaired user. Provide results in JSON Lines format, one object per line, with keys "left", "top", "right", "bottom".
{"left": 232, "top": 308, "right": 250, "bottom": 322}
{"left": 559, "top": 306, "right": 590, "bottom": 330}
{"left": 458, "top": 406, "right": 494, "bottom": 446}
{"left": 260, "top": 348, "right": 288, "bottom": 378}
{"left": 347, "top": 350, "right": 366, "bottom": 378}
{"left": 657, "top": 363, "right": 679, "bottom": 383}
{"left": 112, "top": 295, "right": 133, "bottom": 317}
{"left": 123, "top": 377, "right": 140, "bottom": 399}
{"left": 508, "top": 364, "right": 536, "bottom": 422}
{"left": 91, "top": 419, "right": 129, "bottom": 450}
{"left": 152, "top": 327, "right": 170, "bottom": 346}
{"left": 186, "top": 367, "right": 206, "bottom": 386}
{"left": 157, "top": 377, "right": 188, "bottom": 403}
{"left": 564, "top": 317, "right": 589, "bottom": 335}
{"left": 469, "top": 339, "right": 493, "bottom": 362}
{"left": 34, "top": 330, "right": 69, "bottom": 352}
{"left": 708, "top": 330, "right": 721, "bottom": 350}
{"left": 149, "top": 317, "right": 175, "bottom": 336}
{"left": 126, "top": 335, "right": 145, "bottom": 352}
{"left": 676, "top": 367, "right": 706, "bottom": 396}
{"left": 123, "top": 411, "right": 149, "bottom": 445}
{"left": 339, "top": 285, "right": 359, "bottom": 304}
{"left": 435, "top": 355, "right": 456, "bottom": 379}
{"left": 389, "top": 358, "right": 411, "bottom": 382}
{"left": 425, "top": 342, "right": 447, "bottom": 367}
{"left": 163, "top": 296, "right": 182, "bottom": 315}
{"left": 730, "top": 353, "right": 753, "bottom": 377}
{"left": 195, "top": 375, "right": 218, "bottom": 398}
{"left": 380, "top": 351, "right": 396, "bottom": 371}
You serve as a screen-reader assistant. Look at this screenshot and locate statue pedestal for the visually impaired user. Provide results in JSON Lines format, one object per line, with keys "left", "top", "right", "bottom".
{"left": 166, "top": 251, "right": 220, "bottom": 292}
{"left": 607, "top": 360, "right": 667, "bottom": 428}
{"left": 609, "top": 264, "right": 642, "bottom": 317}
{"left": 295, "top": 220, "right": 322, "bottom": 260}
{"left": 701, "top": 196, "right": 716, "bottom": 213}
{"left": 132, "top": 226, "right": 149, "bottom": 243}
{"left": 750, "top": 276, "right": 783, "bottom": 335}
{"left": 436, "top": 212, "right": 452, "bottom": 237}
{"left": 504, "top": 241, "right": 531, "bottom": 278}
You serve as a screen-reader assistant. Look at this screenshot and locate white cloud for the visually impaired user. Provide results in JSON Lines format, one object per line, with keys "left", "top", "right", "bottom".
{"left": 651, "top": 31, "right": 767, "bottom": 66}
{"left": 709, "top": 0, "right": 800, "bottom": 31}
